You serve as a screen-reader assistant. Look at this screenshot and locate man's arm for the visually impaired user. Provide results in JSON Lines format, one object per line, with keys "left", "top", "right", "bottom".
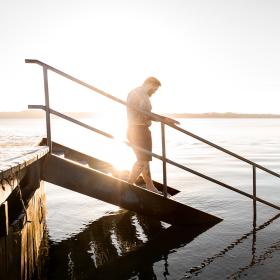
{"left": 151, "top": 112, "right": 180, "bottom": 126}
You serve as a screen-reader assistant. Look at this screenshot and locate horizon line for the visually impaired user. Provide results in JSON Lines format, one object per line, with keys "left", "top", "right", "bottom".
{"left": 1, "top": 110, "right": 280, "bottom": 119}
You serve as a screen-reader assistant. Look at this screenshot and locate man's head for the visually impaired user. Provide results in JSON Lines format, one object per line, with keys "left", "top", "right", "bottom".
{"left": 143, "top": 77, "right": 161, "bottom": 97}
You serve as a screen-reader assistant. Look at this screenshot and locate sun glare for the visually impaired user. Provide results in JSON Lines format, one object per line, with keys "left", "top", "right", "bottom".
{"left": 109, "top": 141, "right": 135, "bottom": 171}
{"left": 88, "top": 111, "right": 135, "bottom": 172}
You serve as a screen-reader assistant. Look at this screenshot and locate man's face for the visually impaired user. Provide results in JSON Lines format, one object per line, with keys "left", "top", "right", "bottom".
{"left": 147, "top": 85, "right": 159, "bottom": 97}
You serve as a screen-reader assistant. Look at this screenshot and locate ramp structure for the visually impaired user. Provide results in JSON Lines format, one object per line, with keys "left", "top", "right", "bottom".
{"left": 38, "top": 139, "right": 221, "bottom": 225}
{"left": 43, "top": 152, "right": 221, "bottom": 226}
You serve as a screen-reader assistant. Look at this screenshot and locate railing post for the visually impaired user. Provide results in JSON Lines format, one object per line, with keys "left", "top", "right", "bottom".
{"left": 253, "top": 165, "right": 257, "bottom": 227}
{"left": 161, "top": 123, "right": 167, "bottom": 198}
{"left": 43, "top": 66, "right": 52, "bottom": 153}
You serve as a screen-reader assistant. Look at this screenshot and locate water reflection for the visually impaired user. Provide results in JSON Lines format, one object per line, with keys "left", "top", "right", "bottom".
{"left": 183, "top": 212, "right": 280, "bottom": 279}
{"left": 229, "top": 236, "right": 280, "bottom": 279}
{"left": 46, "top": 209, "right": 213, "bottom": 280}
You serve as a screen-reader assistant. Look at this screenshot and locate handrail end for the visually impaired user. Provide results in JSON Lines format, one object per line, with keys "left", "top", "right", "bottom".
{"left": 28, "top": 104, "right": 45, "bottom": 110}
{"left": 25, "top": 59, "right": 41, "bottom": 64}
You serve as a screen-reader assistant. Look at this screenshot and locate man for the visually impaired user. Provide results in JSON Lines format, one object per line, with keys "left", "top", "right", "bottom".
{"left": 126, "top": 77, "right": 179, "bottom": 194}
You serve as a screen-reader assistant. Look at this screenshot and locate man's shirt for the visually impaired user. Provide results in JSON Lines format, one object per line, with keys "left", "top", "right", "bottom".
{"left": 127, "top": 86, "right": 152, "bottom": 126}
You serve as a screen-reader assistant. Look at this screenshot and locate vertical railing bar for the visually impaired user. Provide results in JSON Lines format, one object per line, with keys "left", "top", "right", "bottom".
{"left": 253, "top": 165, "right": 257, "bottom": 227}
{"left": 161, "top": 123, "right": 167, "bottom": 198}
{"left": 43, "top": 67, "right": 52, "bottom": 153}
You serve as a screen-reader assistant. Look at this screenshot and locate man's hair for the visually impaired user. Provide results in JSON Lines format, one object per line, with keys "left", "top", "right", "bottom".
{"left": 143, "top": 77, "right": 161, "bottom": 87}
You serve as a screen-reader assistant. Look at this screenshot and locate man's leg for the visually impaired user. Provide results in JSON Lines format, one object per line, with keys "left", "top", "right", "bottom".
{"left": 128, "top": 161, "right": 143, "bottom": 184}
{"left": 141, "top": 161, "right": 160, "bottom": 193}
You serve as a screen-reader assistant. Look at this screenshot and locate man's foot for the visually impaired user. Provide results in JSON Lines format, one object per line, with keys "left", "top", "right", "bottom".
{"left": 138, "top": 183, "right": 147, "bottom": 189}
{"left": 146, "top": 187, "right": 161, "bottom": 195}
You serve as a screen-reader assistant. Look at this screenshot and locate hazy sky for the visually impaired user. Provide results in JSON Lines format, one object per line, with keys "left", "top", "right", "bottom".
{"left": 1, "top": 0, "right": 280, "bottom": 113}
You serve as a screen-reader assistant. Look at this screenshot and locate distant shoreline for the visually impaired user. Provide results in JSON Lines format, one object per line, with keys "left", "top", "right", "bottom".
{"left": 1, "top": 110, "right": 280, "bottom": 119}
{"left": 166, "top": 112, "right": 280, "bottom": 118}
{"left": 0, "top": 110, "right": 96, "bottom": 119}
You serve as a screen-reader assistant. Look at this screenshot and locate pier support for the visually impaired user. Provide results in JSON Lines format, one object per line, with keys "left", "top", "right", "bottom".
{"left": 0, "top": 202, "right": 8, "bottom": 237}
{"left": 0, "top": 147, "right": 49, "bottom": 280}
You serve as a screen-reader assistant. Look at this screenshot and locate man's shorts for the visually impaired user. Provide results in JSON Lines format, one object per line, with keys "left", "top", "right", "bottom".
{"left": 127, "top": 125, "right": 152, "bottom": 161}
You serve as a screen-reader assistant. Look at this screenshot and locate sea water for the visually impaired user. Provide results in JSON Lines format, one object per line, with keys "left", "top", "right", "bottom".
{"left": 1, "top": 117, "right": 280, "bottom": 279}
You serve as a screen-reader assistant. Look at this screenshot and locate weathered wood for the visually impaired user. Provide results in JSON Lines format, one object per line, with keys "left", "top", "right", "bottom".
{"left": 43, "top": 154, "right": 222, "bottom": 226}
{"left": 0, "top": 146, "right": 49, "bottom": 205}
{"left": 0, "top": 181, "right": 47, "bottom": 280}
{"left": 0, "top": 201, "right": 8, "bottom": 237}
{"left": 5, "top": 224, "right": 21, "bottom": 280}
{"left": 0, "top": 233, "right": 6, "bottom": 276}
{"left": 0, "top": 175, "right": 20, "bottom": 207}
{"left": 21, "top": 223, "right": 28, "bottom": 280}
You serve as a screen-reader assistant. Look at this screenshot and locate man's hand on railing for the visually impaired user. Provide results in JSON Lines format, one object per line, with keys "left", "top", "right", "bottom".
{"left": 151, "top": 112, "right": 180, "bottom": 126}
{"left": 161, "top": 116, "right": 180, "bottom": 126}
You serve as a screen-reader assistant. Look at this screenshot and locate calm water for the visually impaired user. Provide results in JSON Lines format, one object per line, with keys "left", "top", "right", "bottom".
{"left": 1, "top": 117, "right": 280, "bottom": 279}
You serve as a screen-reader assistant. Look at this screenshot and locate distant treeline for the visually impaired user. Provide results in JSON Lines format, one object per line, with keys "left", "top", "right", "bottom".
{"left": 167, "top": 112, "right": 280, "bottom": 118}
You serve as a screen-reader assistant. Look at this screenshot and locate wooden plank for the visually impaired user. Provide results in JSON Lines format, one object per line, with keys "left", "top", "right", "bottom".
{"left": 43, "top": 154, "right": 222, "bottom": 226}
{"left": 27, "top": 200, "right": 34, "bottom": 280}
{"left": 0, "top": 235, "right": 7, "bottom": 277}
{"left": 0, "top": 146, "right": 48, "bottom": 205}
{"left": 21, "top": 224, "right": 28, "bottom": 280}
{"left": 0, "top": 156, "right": 48, "bottom": 280}
{"left": 0, "top": 176, "right": 19, "bottom": 206}
{"left": 6, "top": 224, "right": 21, "bottom": 280}
{"left": 0, "top": 202, "right": 8, "bottom": 237}
{"left": 0, "top": 146, "right": 49, "bottom": 178}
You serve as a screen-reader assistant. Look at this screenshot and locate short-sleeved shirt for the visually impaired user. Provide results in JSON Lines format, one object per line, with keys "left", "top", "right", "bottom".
{"left": 127, "top": 86, "right": 152, "bottom": 126}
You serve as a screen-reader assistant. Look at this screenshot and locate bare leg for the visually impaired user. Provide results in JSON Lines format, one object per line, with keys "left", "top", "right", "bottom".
{"left": 142, "top": 162, "right": 160, "bottom": 194}
{"left": 128, "top": 161, "right": 160, "bottom": 194}
{"left": 128, "top": 161, "right": 143, "bottom": 184}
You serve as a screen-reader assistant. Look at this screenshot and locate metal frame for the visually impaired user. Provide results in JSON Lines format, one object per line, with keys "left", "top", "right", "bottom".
{"left": 26, "top": 59, "right": 280, "bottom": 213}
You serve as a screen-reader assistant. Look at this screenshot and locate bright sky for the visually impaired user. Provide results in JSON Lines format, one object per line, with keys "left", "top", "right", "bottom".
{"left": 1, "top": 0, "right": 280, "bottom": 113}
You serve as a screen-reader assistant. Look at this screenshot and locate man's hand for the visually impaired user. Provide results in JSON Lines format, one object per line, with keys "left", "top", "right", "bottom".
{"left": 162, "top": 116, "right": 180, "bottom": 126}
{"left": 151, "top": 113, "right": 180, "bottom": 125}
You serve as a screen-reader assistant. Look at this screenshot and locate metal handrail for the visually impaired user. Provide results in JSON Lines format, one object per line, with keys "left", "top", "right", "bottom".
{"left": 25, "top": 60, "right": 280, "bottom": 178}
{"left": 25, "top": 59, "right": 171, "bottom": 125}
{"left": 170, "top": 123, "right": 280, "bottom": 179}
{"left": 26, "top": 59, "right": 280, "bottom": 210}
{"left": 28, "top": 105, "right": 163, "bottom": 161}
{"left": 26, "top": 59, "right": 176, "bottom": 197}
